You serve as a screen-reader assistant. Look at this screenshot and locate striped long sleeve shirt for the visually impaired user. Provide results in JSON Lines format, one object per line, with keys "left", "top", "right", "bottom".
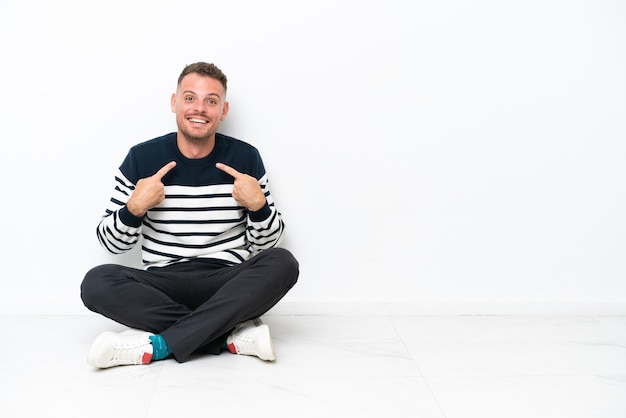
{"left": 96, "top": 132, "right": 285, "bottom": 269}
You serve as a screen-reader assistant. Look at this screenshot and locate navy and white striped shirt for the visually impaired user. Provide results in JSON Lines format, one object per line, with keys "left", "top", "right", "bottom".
{"left": 96, "top": 132, "right": 285, "bottom": 269}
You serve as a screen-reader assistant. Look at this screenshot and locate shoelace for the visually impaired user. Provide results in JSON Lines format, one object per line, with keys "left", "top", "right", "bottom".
{"left": 111, "top": 342, "right": 149, "bottom": 364}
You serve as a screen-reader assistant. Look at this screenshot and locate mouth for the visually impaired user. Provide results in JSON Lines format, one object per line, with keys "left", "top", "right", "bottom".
{"left": 187, "top": 117, "right": 209, "bottom": 124}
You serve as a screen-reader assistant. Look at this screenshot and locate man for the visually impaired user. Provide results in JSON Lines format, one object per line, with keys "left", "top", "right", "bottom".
{"left": 81, "top": 62, "right": 298, "bottom": 368}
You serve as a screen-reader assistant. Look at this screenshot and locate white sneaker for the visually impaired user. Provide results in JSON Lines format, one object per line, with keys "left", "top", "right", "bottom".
{"left": 87, "top": 330, "right": 154, "bottom": 368}
{"left": 226, "top": 319, "right": 276, "bottom": 361}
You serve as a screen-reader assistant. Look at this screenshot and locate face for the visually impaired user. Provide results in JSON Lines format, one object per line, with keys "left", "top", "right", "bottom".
{"left": 171, "top": 73, "right": 229, "bottom": 144}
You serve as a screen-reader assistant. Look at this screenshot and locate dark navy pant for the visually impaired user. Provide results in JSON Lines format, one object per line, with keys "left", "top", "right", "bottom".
{"left": 81, "top": 248, "right": 299, "bottom": 362}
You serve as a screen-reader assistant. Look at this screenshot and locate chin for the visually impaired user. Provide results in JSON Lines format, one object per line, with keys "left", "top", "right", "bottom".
{"left": 179, "top": 127, "right": 212, "bottom": 142}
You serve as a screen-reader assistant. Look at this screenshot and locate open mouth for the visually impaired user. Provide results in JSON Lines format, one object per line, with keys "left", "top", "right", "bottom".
{"left": 187, "top": 117, "right": 208, "bottom": 124}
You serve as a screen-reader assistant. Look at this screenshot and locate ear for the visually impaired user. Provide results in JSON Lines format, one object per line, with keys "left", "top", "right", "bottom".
{"left": 170, "top": 93, "right": 177, "bottom": 113}
{"left": 220, "top": 101, "right": 229, "bottom": 121}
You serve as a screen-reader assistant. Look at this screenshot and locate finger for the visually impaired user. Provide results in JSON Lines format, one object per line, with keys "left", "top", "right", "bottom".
{"left": 215, "top": 162, "right": 241, "bottom": 178}
{"left": 154, "top": 161, "right": 177, "bottom": 179}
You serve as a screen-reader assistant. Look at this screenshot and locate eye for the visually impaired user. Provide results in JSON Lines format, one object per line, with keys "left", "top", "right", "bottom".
{"left": 184, "top": 96, "right": 194, "bottom": 102}
{"left": 207, "top": 99, "right": 217, "bottom": 105}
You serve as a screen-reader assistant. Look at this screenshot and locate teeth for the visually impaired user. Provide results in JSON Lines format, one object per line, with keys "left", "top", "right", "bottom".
{"left": 188, "top": 118, "right": 207, "bottom": 124}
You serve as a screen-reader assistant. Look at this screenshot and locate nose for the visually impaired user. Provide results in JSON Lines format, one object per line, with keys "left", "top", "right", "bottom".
{"left": 192, "top": 100, "right": 207, "bottom": 113}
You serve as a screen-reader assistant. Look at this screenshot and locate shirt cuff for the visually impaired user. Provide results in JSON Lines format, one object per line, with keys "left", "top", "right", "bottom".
{"left": 119, "top": 205, "right": 144, "bottom": 227}
{"left": 248, "top": 202, "right": 271, "bottom": 222}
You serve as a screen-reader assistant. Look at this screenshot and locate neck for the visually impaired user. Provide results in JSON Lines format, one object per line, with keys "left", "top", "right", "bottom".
{"left": 176, "top": 132, "right": 216, "bottom": 159}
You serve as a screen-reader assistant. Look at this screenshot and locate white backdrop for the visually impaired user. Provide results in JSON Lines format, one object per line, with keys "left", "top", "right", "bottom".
{"left": 1, "top": 0, "right": 624, "bottom": 315}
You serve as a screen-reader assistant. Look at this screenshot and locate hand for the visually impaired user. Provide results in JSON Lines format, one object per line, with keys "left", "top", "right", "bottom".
{"left": 216, "top": 162, "right": 266, "bottom": 211}
{"left": 127, "top": 161, "right": 177, "bottom": 217}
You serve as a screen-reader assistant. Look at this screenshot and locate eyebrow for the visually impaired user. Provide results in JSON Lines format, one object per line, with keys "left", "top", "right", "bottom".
{"left": 182, "top": 90, "right": 222, "bottom": 99}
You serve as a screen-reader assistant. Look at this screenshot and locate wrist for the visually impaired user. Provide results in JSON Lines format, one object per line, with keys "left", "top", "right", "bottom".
{"left": 126, "top": 200, "right": 146, "bottom": 217}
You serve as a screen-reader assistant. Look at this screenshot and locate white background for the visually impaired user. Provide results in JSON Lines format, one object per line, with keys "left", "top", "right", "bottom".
{"left": 1, "top": 0, "right": 624, "bottom": 315}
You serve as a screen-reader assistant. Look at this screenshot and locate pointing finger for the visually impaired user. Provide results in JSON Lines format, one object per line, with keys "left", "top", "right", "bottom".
{"left": 215, "top": 162, "right": 241, "bottom": 178}
{"left": 154, "top": 161, "right": 177, "bottom": 179}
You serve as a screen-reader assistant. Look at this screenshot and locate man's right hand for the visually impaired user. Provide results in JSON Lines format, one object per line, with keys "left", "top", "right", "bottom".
{"left": 126, "top": 161, "right": 177, "bottom": 217}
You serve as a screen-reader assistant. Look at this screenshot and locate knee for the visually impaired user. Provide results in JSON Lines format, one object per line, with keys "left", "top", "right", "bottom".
{"left": 269, "top": 247, "right": 299, "bottom": 287}
{"left": 80, "top": 264, "right": 118, "bottom": 309}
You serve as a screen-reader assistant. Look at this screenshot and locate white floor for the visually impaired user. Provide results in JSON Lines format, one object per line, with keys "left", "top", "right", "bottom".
{"left": 1, "top": 314, "right": 625, "bottom": 418}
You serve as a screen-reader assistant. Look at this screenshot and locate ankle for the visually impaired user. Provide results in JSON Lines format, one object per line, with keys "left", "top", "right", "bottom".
{"left": 149, "top": 334, "right": 172, "bottom": 361}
